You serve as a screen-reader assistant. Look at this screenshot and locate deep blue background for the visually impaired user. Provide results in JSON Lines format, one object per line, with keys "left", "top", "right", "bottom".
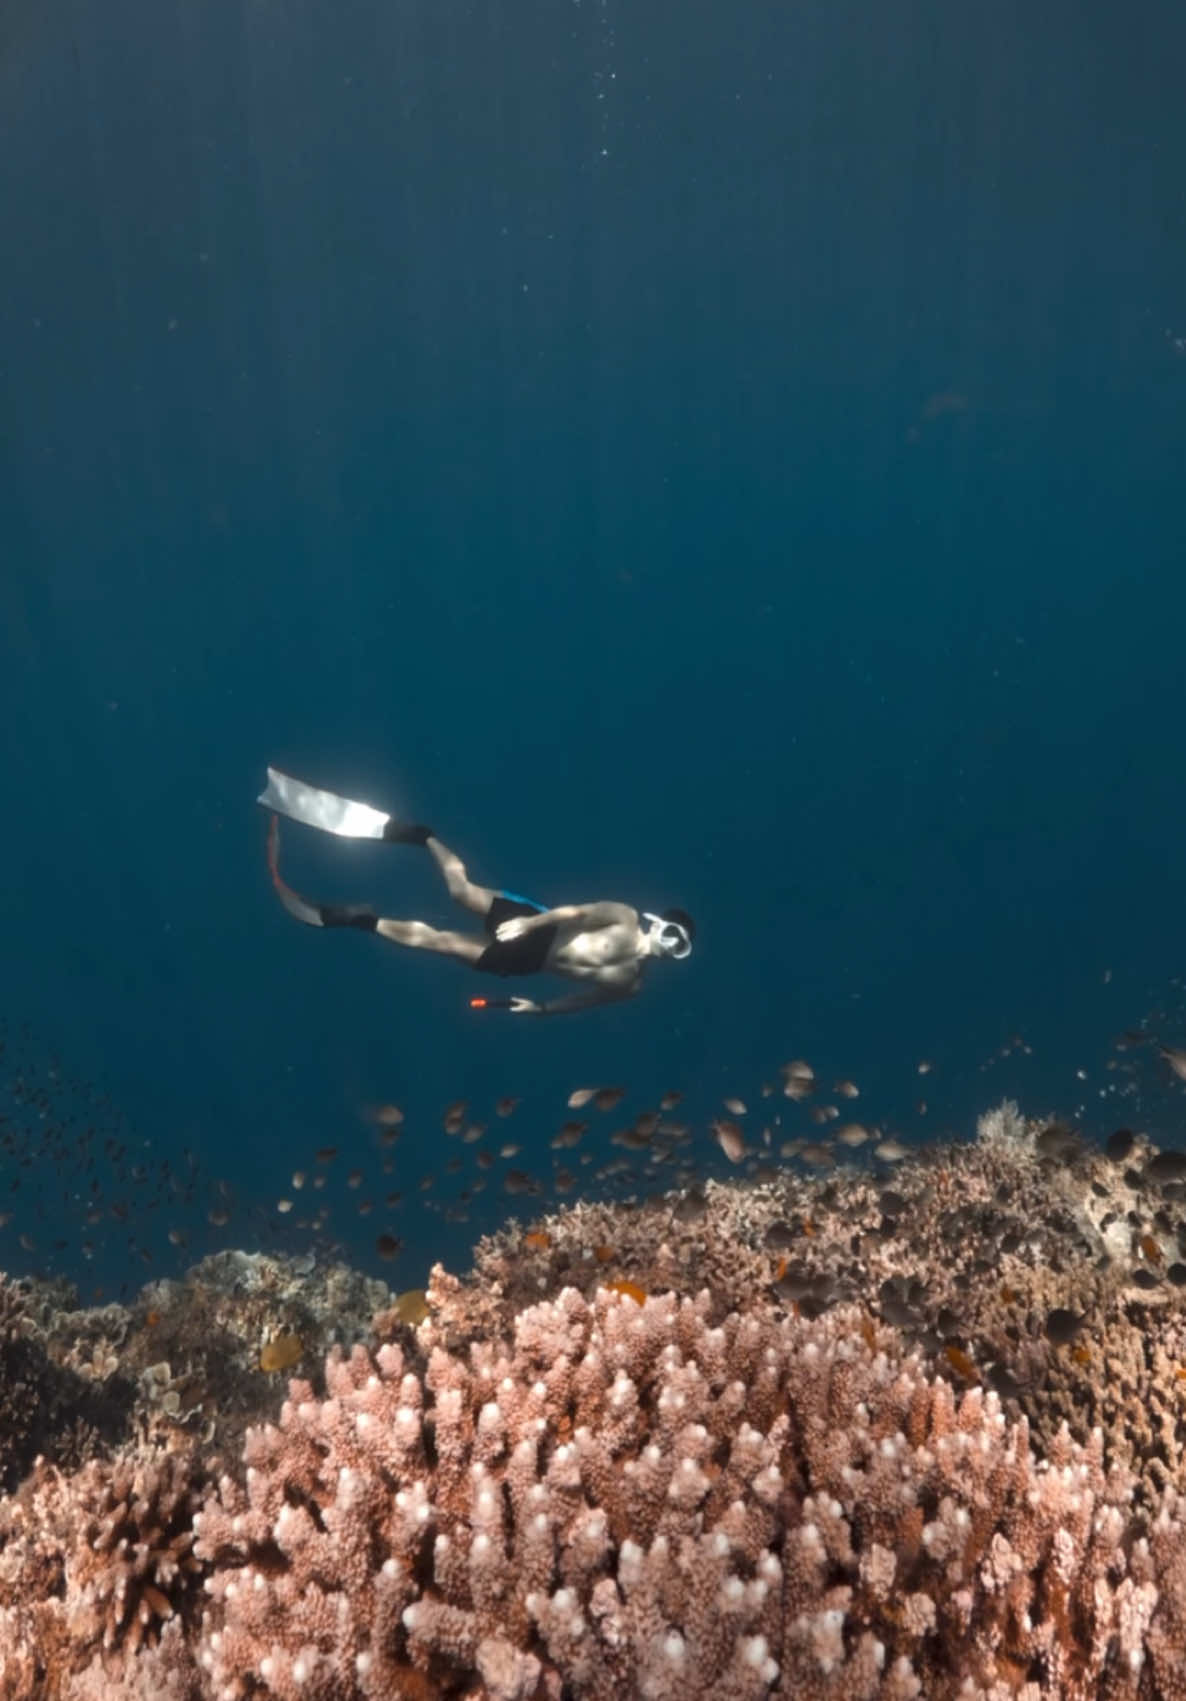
{"left": 3, "top": 0, "right": 1185, "bottom": 1293}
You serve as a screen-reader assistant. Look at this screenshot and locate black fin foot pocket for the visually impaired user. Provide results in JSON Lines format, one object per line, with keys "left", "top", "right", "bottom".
{"left": 319, "top": 904, "right": 379, "bottom": 931}
{"left": 382, "top": 821, "right": 432, "bottom": 846}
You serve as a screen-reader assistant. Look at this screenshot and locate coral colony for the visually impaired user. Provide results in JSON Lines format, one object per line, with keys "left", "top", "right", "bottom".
{"left": 7, "top": 1103, "right": 1186, "bottom": 1697}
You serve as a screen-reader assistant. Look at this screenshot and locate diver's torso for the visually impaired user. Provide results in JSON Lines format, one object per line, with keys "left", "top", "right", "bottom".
{"left": 548, "top": 919, "right": 645, "bottom": 982}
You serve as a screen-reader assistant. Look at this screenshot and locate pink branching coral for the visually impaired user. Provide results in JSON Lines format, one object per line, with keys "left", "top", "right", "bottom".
{"left": 192, "top": 1284, "right": 1186, "bottom": 1701}
{"left": 15, "top": 1097, "right": 1186, "bottom": 1699}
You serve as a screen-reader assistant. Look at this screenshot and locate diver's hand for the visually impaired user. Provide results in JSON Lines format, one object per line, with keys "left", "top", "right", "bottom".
{"left": 496, "top": 916, "right": 534, "bottom": 943}
{"left": 508, "top": 996, "right": 540, "bottom": 1014}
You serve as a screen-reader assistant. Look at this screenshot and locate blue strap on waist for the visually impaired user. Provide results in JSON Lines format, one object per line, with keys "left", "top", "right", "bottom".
{"left": 499, "top": 888, "right": 546, "bottom": 912}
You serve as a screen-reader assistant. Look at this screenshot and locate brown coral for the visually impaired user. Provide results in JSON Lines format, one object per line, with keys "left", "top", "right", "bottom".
{"left": 0, "top": 1274, "right": 133, "bottom": 1495}
{"left": 0, "top": 1441, "right": 208, "bottom": 1700}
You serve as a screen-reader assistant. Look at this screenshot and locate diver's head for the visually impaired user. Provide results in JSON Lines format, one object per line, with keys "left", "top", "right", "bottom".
{"left": 642, "top": 908, "right": 695, "bottom": 961}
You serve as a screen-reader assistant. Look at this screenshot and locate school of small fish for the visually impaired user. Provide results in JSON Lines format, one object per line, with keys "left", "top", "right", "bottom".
{"left": 4, "top": 989, "right": 1186, "bottom": 1300}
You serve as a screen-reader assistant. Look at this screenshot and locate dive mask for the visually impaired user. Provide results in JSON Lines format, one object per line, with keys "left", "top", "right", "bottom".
{"left": 642, "top": 911, "right": 693, "bottom": 960}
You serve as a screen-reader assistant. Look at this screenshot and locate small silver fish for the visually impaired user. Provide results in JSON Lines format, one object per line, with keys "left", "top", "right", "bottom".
{"left": 593, "top": 1086, "right": 627, "bottom": 1112}
{"left": 712, "top": 1118, "right": 747, "bottom": 1163}
{"left": 799, "top": 1142, "right": 836, "bottom": 1169}
{"left": 782, "top": 1077, "right": 814, "bottom": 1101}
{"left": 1157, "top": 1044, "right": 1186, "bottom": 1084}
{"left": 503, "top": 1169, "right": 537, "bottom": 1195}
{"left": 551, "top": 1122, "right": 587, "bottom": 1148}
{"left": 835, "top": 1123, "right": 870, "bottom": 1148}
{"left": 782, "top": 1059, "right": 815, "bottom": 1080}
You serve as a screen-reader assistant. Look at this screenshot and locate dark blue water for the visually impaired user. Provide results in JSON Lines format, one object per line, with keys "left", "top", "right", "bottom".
{"left": 3, "top": 0, "right": 1185, "bottom": 1296}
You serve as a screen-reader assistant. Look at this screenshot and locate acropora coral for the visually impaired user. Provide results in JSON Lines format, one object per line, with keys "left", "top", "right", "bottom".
{"left": 3, "top": 1104, "right": 1186, "bottom": 1698}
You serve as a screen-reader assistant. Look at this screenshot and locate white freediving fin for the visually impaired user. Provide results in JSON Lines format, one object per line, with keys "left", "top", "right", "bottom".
{"left": 256, "top": 767, "right": 392, "bottom": 839}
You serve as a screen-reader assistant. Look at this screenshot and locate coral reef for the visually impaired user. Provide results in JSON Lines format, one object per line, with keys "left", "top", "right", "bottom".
{"left": 463, "top": 1101, "right": 1186, "bottom": 1511}
{"left": 192, "top": 1286, "right": 1178, "bottom": 1700}
{"left": 4, "top": 1250, "right": 397, "bottom": 1467}
{"left": 0, "top": 1439, "right": 208, "bottom": 1700}
{"left": 5, "top": 1106, "right": 1186, "bottom": 1696}
{"left": 0, "top": 1276, "right": 132, "bottom": 1494}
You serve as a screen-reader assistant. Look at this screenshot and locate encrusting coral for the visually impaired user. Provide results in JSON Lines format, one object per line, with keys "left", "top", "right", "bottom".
{"left": 0, "top": 1277, "right": 132, "bottom": 1494}
{"left": 6, "top": 1105, "right": 1186, "bottom": 1698}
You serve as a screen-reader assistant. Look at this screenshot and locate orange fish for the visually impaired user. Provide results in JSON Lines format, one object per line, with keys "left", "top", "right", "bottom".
{"left": 943, "top": 1344, "right": 978, "bottom": 1382}
{"left": 259, "top": 1332, "right": 303, "bottom": 1373}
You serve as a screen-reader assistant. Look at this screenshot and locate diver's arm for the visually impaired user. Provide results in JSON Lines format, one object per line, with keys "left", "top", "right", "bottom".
{"left": 511, "top": 982, "right": 640, "bottom": 1016}
{"left": 496, "top": 901, "right": 636, "bottom": 940}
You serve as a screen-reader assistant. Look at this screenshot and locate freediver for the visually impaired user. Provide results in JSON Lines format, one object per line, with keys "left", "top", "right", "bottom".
{"left": 257, "top": 768, "right": 695, "bottom": 1015}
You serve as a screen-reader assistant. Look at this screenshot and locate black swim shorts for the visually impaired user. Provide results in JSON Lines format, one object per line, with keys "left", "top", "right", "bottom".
{"left": 474, "top": 895, "right": 557, "bottom": 978}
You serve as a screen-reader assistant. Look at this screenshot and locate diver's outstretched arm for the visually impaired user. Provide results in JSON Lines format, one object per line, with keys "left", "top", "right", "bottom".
{"left": 472, "top": 983, "right": 639, "bottom": 1016}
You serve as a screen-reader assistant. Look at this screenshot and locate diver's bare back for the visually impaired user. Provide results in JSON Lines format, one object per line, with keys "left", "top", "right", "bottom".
{"left": 257, "top": 768, "right": 694, "bottom": 1016}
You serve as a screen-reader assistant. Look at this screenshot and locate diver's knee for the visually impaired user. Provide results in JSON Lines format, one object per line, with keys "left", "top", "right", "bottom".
{"left": 377, "top": 917, "right": 430, "bottom": 946}
{"left": 441, "top": 858, "right": 471, "bottom": 899}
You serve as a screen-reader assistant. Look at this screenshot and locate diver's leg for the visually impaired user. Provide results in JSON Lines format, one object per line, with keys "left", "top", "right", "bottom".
{"left": 374, "top": 918, "right": 486, "bottom": 963}
{"left": 258, "top": 768, "right": 502, "bottom": 916}
{"left": 267, "top": 819, "right": 485, "bottom": 960}
{"left": 423, "top": 835, "right": 499, "bottom": 917}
